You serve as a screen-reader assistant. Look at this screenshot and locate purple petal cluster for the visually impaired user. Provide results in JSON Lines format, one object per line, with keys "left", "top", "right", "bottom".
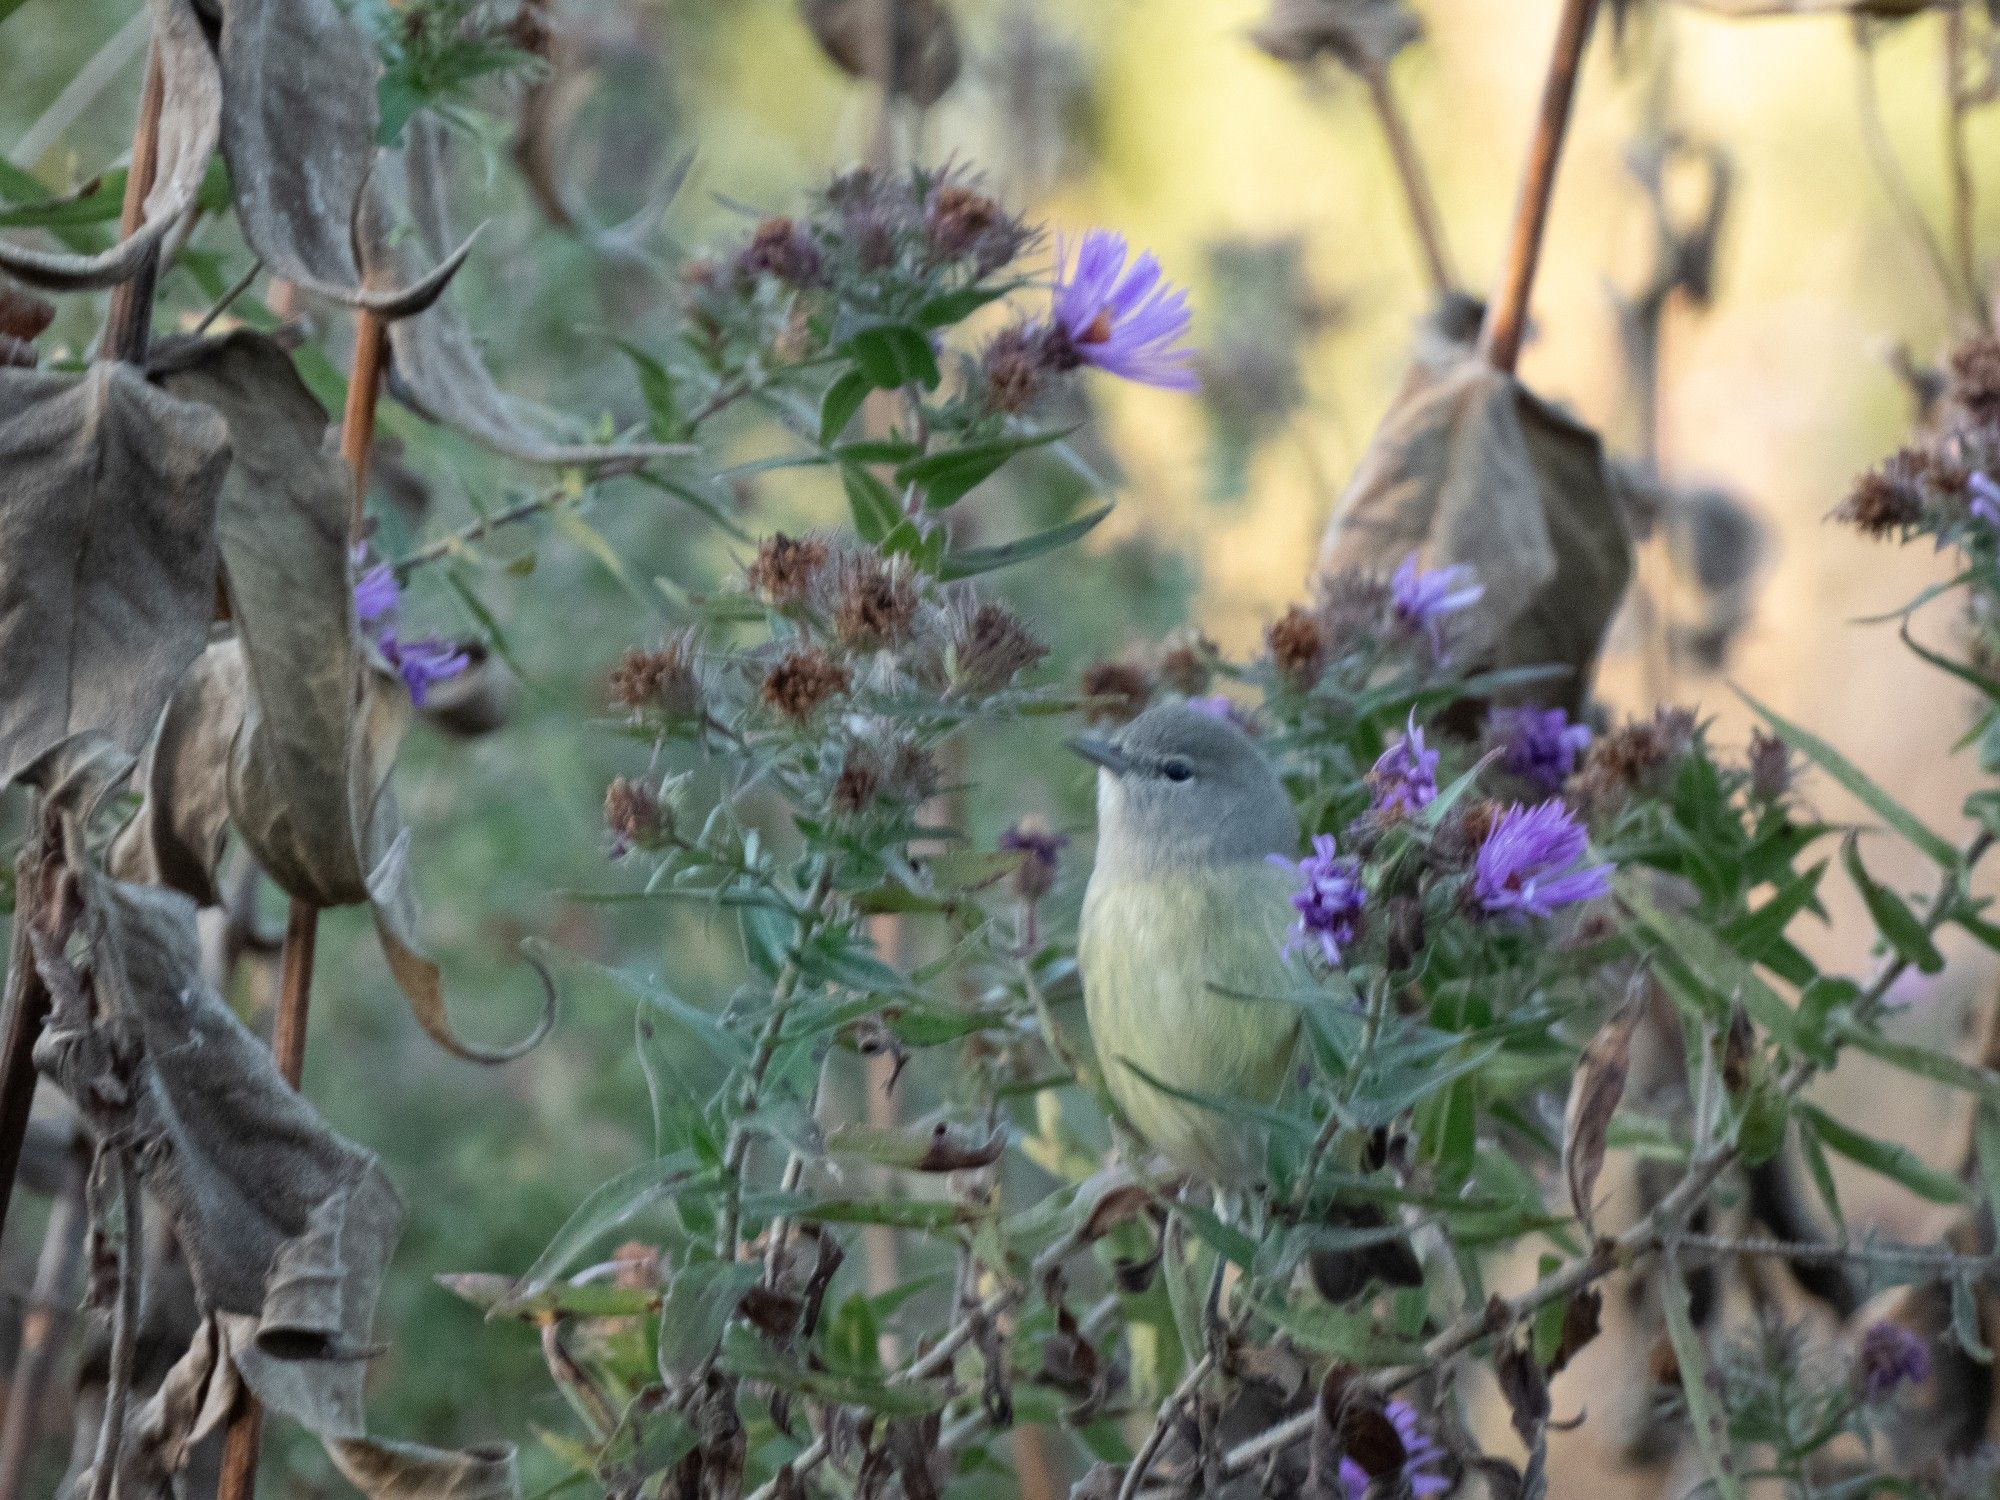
{"left": 352, "top": 556, "right": 470, "bottom": 708}
{"left": 1339, "top": 1400, "right": 1448, "bottom": 1499}
{"left": 1368, "top": 715, "right": 1439, "bottom": 818}
{"left": 1971, "top": 470, "right": 2000, "bottom": 527}
{"left": 1390, "top": 553, "right": 1483, "bottom": 652}
{"left": 1051, "top": 231, "right": 1197, "bottom": 392}
{"left": 1272, "top": 834, "right": 1366, "bottom": 965}
{"left": 1857, "top": 1321, "right": 1932, "bottom": 1403}
{"left": 1472, "top": 801, "right": 1612, "bottom": 920}
{"left": 1186, "top": 694, "right": 1256, "bottom": 732}
{"left": 1490, "top": 704, "right": 1592, "bottom": 793}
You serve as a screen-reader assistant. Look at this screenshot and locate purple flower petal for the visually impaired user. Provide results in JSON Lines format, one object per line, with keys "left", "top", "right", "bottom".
{"left": 1052, "top": 229, "right": 1198, "bottom": 392}
{"left": 1474, "top": 801, "right": 1611, "bottom": 920}
{"left": 354, "top": 562, "right": 400, "bottom": 625}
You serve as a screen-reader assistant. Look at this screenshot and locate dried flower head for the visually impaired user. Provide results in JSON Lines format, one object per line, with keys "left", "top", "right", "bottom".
{"left": 1077, "top": 659, "right": 1152, "bottom": 724}
{"left": 604, "top": 776, "right": 664, "bottom": 855}
{"left": 1252, "top": 0, "right": 1422, "bottom": 75}
{"left": 827, "top": 552, "right": 919, "bottom": 650}
{"left": 761, "top": 647, "right": 850, "bottom": 723}
{"left": 979, "top": 322, "right": 1063, "bottom": 415}
{"left": 1581, "top": 706, "right": 1696, "bottom": 796}
{"left": 1267, "top": 605, "right": 1328, "bottom": 689}
{"left": 1949, "top": 335, "right": 2000, "bottom": 425}
{"left": 1835, "top": 453, "right": 1928, "bottom": 538}
{"left": 1156, "top": 631, "right": 1218, "bottom": 694}
{"left": 736, "top": 215, "right": 823, "bottom": 286}
{"left": 747, "top": 532, "right": 832, "bottom": 607}
{"left": 609, "top": 632, "right": 704, "bottom": 719}
{"left": 1745, "top": 729, "right": 1791, "bottom": 804}
{"left": 925, "top": 181, "right": 1030, "bottom": 272}
{"left": 1000, "top": 818, "right": 1069, "bottom": 904}
{"left": 1316, "top": 567, "right": 1393, "bottom": 656}
{"left": 948, "top": 598, "right": 1047, "bottom": 694}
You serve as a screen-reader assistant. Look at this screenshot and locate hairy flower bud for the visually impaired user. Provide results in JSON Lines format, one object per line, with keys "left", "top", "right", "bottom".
{"left": 609, "top": 632, "right": 703, "bottom": 719}
{"left": 1266, "top": 605, "right": 1328, "bottom": 689}
{"left": 827, "top": 552, "right": 919, "bottom": 650}
{"left": 761, "top": 647, "right": 850, "bottom": 722}
{"left": 748, "top": 532, "right": 833, "bottom": 608}
{"left": 605, "top": 776, "right": 664, "bottom": 855}
{"left": 1000, "top": 818, "right": 1068, "bottom": 904}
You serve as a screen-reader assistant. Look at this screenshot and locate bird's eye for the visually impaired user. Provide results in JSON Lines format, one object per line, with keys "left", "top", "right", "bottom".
{"left": 1161, "top": 758, "right": 1194, "bottom": 783}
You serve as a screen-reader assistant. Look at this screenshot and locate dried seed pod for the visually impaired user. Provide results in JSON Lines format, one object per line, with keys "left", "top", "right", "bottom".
{"left": 799, "top": 0, "right": 961, "bottom": 107}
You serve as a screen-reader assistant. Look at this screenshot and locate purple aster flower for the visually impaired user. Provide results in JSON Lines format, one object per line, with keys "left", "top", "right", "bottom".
{"left": 1472, "top": 801, "right": 1613, "bottom": 920}
{"left": 1971, "top": 470, "right": 2000, "bottom": 527}
{"left": 380, "top": 633, "right": 470, "bottom": 708}
{"left": 1050, "top": 230, "right": 1197, "bottom": 391}
{"left": 1340, "top": 1399, "right": 1449, "bottom": 1499}
{"left": 353, "top": 561, "right": 400, "bottom": 625}
{"left": 1368, "top": 714, "right": 1440, "bottom": 818}
{"left": 1390, "top": 553, "right": 1483, "bottom": 653}
{"left": 1270, "top": 834, "right": 1366, "bottom": 965}
{"left": 1490, "top": 704, "right": 1592, "bottom": 793}
{"left": 1856, "top": 1321, "right": 1931, "bottom": 1402}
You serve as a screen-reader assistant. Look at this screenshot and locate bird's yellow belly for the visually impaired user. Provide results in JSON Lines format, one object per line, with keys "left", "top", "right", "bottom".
{"left": 1079, "top": 865, "right": 1299, "bottom": 1184}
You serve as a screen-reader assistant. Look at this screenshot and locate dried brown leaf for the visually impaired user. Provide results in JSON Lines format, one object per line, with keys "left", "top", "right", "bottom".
{"left": 0, "top": 363, "right": 227, "bottom": 790}
{"left": 108, "top": 638, "right": 248, "bottom": 903}
{"left": 1316, "top": 353, "right": 1633, "bottom": 712}
{"left": 0, "top": 0, "right": 219, "bottom": 291}
{"left": 1496, "top": 1338, "right": 1552, "bottom": 1447}
{"left": 1251, "top": 0, "right": 1421, "bottom": 73}
{"left": 799, "top": 0, "right": 962, "bottom": 105}
{"left": 361, "top": 119, "right": 685, "bottom": 465}
{"left": 1548, "top": 1286, "right": 1603, "bottom": 1378}
{"left": 1563, "top": 992, "right": 1643, "bottom": 1233}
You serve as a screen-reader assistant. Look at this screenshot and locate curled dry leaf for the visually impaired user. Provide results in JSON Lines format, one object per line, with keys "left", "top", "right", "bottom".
{"left": 799, "top": 0, "right": 962, "bottom": 106}
{"left": 1250, "top": 0, "right": 1422, "bottom": 74}
{"left": 213, "top": 0, "right": 471, "bottom": 315}
{"left": 1315, "top": 353, "right": 1633, "bottom": 712}
{"left": 108, "top": 639, "right": 247, "bottom": 904}
{"left": 1562, "top": 990, "right": 1644, "bottom": 1234}
{"left": 0, "top": 0, "right": 219, "bottom": 292}
{"left": 0, "top": 362, "right": 228, "bottom": 791}
{"left": 361, "top": 119, "right": 687, "bottom": 467}
{"left": 151, "top": 331, "right": 553, "bottom": 1061}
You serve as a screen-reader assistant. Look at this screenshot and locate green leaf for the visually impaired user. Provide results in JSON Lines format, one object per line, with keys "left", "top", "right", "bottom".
{"left": 1616, "top": 874, "right": 1799, "bottom": 1051}
{"left": 0, "top": 0, "right": 36, "bottom": 24}
{"left": 1719, "top": 861, "right": 1826, "bottom": 966}
{"left": 843, "top": 323, "right": 940, "bottom": 391}
{"left": 1836, "top": 1021, "right": 2000, "bottom": 1106}
{"left": 1841, "top": 834, "right": 1944, "bottom": 974}
{"left": 937, "top": 504, "right": 1113, "bottom": 581}
{"left": 508, "top": 1150, "right": 703, "bottom": 1304}
{"left": 819, "top": 369, "right": 872, "bottom": 444}
{"left": 840, "top": 461, "right": 902, "bottom": 542}
{"left": 914, "top": 283, "right": 1010, "bottom": 328}
{"left": 1739, "top": 690, "right": 1958, "bottom": 868}
{"left": 656, "top": 1259, "right": 762, "bottom": 1378}
{"left": 1901, "top": 620, "right": 2000, "bottom": 703}
{"left": 897, "top": 429, "right": 1066, "bottom": 510}
{"left": 1660, "top": 1255, "right": 1748, "bottom": 1500}
{"left": 617, "top": 342, "right": 685, "bottom": 442}
{"left": 1796, "top": 1103, "right": 1965, "bottom": 1205}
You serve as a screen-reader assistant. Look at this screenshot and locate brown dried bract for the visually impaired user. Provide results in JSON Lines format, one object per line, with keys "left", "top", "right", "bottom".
{"left": 1077, "top": 659, "right": 1152, "bottom": 724}
{"left": 608, "top": 632, "right": 702, "bottom": 718}
{"left": 951, "top": 596, "right": 1046, "bottom": 693}
{"left": 748, "top": 532, "right": 832, "bottom": 606}
{"left": 1949, "top": 334, "right": 2000, "bottom": 425}
{"left": 1267, "top": 604, "right": 1328, "bottom": 688}
{"left": 605, "top": 776, "right": 663, "bottom": 852}
{"left": 1835, "top": 452, "right": 1929, "bottom": 537}
{"left": 829, "top": 554, "right": 919, "bottom": 650}
{"left": 762, "top": 647, "right": 851, "bottom": 722}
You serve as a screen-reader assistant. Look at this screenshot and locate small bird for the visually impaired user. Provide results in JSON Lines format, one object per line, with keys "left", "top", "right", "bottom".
{"left": 1071, "top": 703, "right": 1300, "bottom": 1185}
{"left": 1071, "top": 702, "right": 1421, "bottom": 1300}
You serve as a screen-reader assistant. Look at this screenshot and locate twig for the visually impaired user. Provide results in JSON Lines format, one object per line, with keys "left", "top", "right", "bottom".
{"left": 1945, "top": 2, "right": 1981, "bottom": 322}
{"left": 1672, "top": 1229, "right": 2000, "bottom": 1273}
{"left": 1854, "top": 26, "right": 1975, "bottom": 322}
{"left": 0, "top": 1142, "right": 84, "bottom": 1500}
{"left": 1479, "top": 0, "right": 1602, "bottom": 372}
{"left": 85, "top": 1153, "right": 143, "bottom": 1500}
{"left": 192, "top": 258, "right": 264, "bottom": 336}
{"left": 1118, "top": 1352, "right": 1215, "bottom": 1500}
{"left": 8, "top": 9, "right": 151, "bottom": 171}
{"left": 1361, "top": 64, "right": 1457, "bottom": 297}
{"left": 0, "top": 834, "right": 57, "bottom": 1250}
{"left": 99, "top": 40, "right": 165, "bottom": 367}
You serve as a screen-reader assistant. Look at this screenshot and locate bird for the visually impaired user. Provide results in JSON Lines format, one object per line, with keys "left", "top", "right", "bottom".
{"left": 1071, "top": 702, "right": 1301, "bottom": 1186}
{"left": 1070, "top": 701, "right": 1420, "bottom": 1300}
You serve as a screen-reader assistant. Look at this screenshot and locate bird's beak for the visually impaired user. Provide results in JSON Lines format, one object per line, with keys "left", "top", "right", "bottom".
{"left": 1065, "top": 733, "right": 1140, "bottom": 775}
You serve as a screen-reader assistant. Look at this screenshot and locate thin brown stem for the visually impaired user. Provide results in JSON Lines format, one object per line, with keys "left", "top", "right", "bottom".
{"left": 1362, "top": 65, "right": 1457, "bottom": 297}
{"left": 1855, "top": 28, "right": 1974, "bottom": 322}
{"left": 100, "top": 42, "right": 166, "bottom": 367}
{"left": 0, "top": 1146, "right": 84, "bottom": 1500}
{"left": 217, "top": 295, "right": 391, "bottom": 1500}
{"left": 86, "top": 1154, "right": 143, "bottom": 1500}
{"left": 1946, "top": 2, "right": 1981, "bottom": 320}
{"left": 1478, "top": 0, "right": 1602, "bottom": 373}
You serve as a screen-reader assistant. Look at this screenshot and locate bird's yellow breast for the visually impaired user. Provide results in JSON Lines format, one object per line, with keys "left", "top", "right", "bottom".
{"left": 1079, "top": 861, "right": 1299, "bottom": 1184}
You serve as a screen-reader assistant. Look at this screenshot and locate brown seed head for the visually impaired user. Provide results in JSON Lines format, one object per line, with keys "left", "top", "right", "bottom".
{"left": 748, "top": 533, "right": 832, "bottom": 607}
{"left": 737, "top": 216, "right": 823, "bottom": 286}
{"left": 952, "top": 597, "right": 1047, "bottom": 694}
{"left": 761, "top": 647, "right": 850, "bottom": 723}
{"left": 1835, "top": 453, "right": 1928, "bottom": 538}
{"left": 1949, "top": 334, "right": 2000, "bottom": 425}
{"left": 1267, "top": 605, "right": 1328, "bottom": 688}
{"left": 1746, "top": 729, "right": 1791, "bottom": 804}
{"left": 605, "top": 776, "right": 664, "bottom": 853}
{"left": 1156, "top": 630, "right": 1217, "bottom": 695}
{"left": 1078, "top": 659, "right": 1152, "bottom": 724}
{"left": 829, "top": 553, "right": 919, "bottom": 650}
{"left": 609, "top": 633, "right": 703, "bottom": 718}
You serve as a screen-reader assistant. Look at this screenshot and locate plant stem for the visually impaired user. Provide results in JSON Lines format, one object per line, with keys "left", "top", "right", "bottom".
{"left": 1945, "top": 2, "right": 1980, "bottom": 321}
{"left": 85, "top": 1153, "right": 143, "bottom": 1500}
{"left": 1855, "top": 27, "right": 1973, "bottom": 323}
{"left": 99, "top": 41, "right": 165, "bottom": 366}
{"left": 1478, "top": 0, "right": 1602, "bottom": 373}
{"left": 0, "top": 836, "right": 55, "bottom": 1252}
{"left": 1362, "top": 64, "right": 1457, "bottom": 297}
{"left": 0, "top": 1139, "right": 84, "bottom": 1500}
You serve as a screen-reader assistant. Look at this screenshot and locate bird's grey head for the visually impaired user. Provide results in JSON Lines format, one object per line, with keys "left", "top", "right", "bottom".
{"left": 1068, "top": 703, "right": 1298, "bottom": 876}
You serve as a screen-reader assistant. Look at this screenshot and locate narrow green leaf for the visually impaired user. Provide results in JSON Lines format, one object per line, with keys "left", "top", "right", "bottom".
{"left": 819, "top": 368, "right": 872, "bottom": 444}
{"left": 508, "top": 1150, "right": 703, "bottom": 1303}
{"left": 1901, "top": 620, "right": 2000, "bottom": 703}
{"left": 616, "top": 341, "right": 685, "bottom": 441}
{"left": 1797, "top": 1102, "right": 1965, "bottom": 1205}
{"left": 1841, "top": 833, "right": 1945, "bottom": 974}
{"left": 840, "top": 462, "right": 902, "bottom": 542}
{"left": 1616, "top": 874, "right": 1799, "bottom": 1050}
{"left": 937, "top": 504, "right": 1113, "bottom": 581}
{"left": 897, "top": 428, "right": 1066, "bottom": 510}
{"left": 1660, "top": 1255, "right": 1749, "bottom": 1500}
{"left": 656, "top": 1260, "right": 762, "bottom": 1377}
{"left": 1739, "top": 690, "right": 1958, "bottom": 868}
{"left": 914, "top": 283, "right": 1009, "bottom": 328}
{"left": 842, "top": 323, "right": 940, "bottom": 390}
{"left": 1836, "top": 1022, "right": 2000, "bottom": 1106}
